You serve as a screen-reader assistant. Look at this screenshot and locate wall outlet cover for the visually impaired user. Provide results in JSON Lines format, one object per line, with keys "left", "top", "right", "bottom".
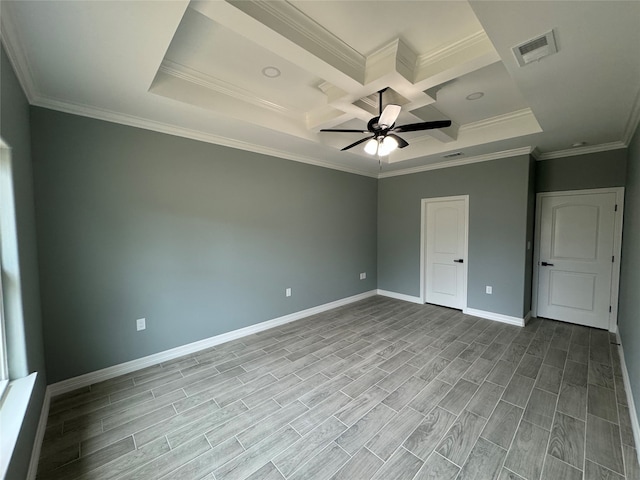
{"left": 136, "top": 318, "right": 146, "bottom": 331}
{"left": 285, "top": 288, "right": 292, "bottom": 297}
{"left": 485, "top": 286, "right": 493, "bottom": 294}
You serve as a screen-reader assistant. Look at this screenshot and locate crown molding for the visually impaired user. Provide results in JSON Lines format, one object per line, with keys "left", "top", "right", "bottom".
{"left": 462, "top": 108, "right": 536, "bottom": 132}
{"left": 536, "top": 141, "right": 627, "bottom": 161}
{"left": 417, "top": 31, "right": 490, "bottom": 70}
{"left": 622, "top": 86, "right": 640, "bottom": 145}
{"left": 159, "top": 60, "right": 296, "bottom": 117}
{"left": 0, "top": 8, "right": 38, "bottom": 103}
{"left": 32, "top": 95, "right": 378, "bottom": 178}
{"left": 228, "top": 0, "right": 365, "bottom": 80}
{"left": 378, "top": 146, "right": 534, "bottom": 178}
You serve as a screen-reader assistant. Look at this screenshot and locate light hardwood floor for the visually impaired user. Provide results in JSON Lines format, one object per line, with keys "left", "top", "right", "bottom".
{"left": 36, "top": 296, "right": 639, "bottom": 480}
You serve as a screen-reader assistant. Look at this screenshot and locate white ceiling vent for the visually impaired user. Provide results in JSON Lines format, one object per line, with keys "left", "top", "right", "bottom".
{"left": 513, "top": 30, "right": 558, "bottom": 67}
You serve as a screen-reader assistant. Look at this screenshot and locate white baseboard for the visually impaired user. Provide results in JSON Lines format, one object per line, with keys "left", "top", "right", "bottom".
{"left": 376, "top": 289, "right": 422, "bottom": 304}
{"left": 463, "top": 307, "right": 526, "bottom": 327}
{"left": 616, "top": 329, "right": 640, "bottom": 462}
{"left": 48, "top": 290, "right": 377, "bottom": 397}
{"left": 26, "top": 388, "right": 51, "bottom": 480}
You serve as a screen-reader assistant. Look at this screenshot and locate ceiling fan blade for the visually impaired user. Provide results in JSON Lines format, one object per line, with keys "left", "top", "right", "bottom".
{"left": 320, "top": 128, "right": 369, "bottom": 133}
{"left": 341, "top": 136, "right": 374, "bottom": 151}
{"left": 387, "top": 134, "right": 409, "bottom": 149}
{"left": 393, "top": 120, "right": 452, "bottom": 133}
{"left": 379, "top": 104, "right": 401, "bottom": 128}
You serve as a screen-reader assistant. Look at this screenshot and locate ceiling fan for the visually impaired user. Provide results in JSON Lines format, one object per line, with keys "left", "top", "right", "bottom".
{"left": 320, "top": 88, "right": 451, "bottom": 156}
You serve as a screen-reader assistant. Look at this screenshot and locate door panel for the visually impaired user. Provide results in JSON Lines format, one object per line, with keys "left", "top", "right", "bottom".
{"left": 537, "top": 192, "right": 615, "bottom": 329}
{"left": 425, "top": 199, "right": 466, "bottom": 309}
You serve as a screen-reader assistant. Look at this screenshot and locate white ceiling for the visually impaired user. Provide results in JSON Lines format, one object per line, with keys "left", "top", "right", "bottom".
{"left": 1, "top": 0, "right": 639, "bottom": 177}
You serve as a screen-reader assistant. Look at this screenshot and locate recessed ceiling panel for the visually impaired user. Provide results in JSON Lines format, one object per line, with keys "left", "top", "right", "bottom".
{"left": 290, "top": 0, "right": 484, "bottom": 55}
{"left": 423, "top": 63, "right": 529, "bottom": 125}
{"left": 164, "top": 7, "right": 327, "bottom": 113}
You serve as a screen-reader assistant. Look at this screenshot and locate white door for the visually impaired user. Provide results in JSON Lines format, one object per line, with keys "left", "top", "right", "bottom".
{"left": 536, "top": 192, "right": 616, "bottom": 329}
{"left": 424, "top": 198, "right": 467, "bottom": 309}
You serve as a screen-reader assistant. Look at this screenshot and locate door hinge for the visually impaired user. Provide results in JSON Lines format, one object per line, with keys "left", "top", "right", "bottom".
{"left": 612, "top": 256, "right": 615, "bottom": 263}
{"left": 609, "top": 305, "right": 612, "bottom": 313}
{"left": 615, "top": 204, "right": 618, "bottom": 212}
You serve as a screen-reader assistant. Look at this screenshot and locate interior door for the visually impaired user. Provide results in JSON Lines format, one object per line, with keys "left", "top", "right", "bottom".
{"left": 424, "top": 198, "right": 467, "bottom": 309}
{"left": 536, "top": 192, "right": 616, "bottom": 329}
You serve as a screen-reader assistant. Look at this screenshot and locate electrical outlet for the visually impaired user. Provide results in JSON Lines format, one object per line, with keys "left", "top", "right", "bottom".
{"left": 285, "top": 288, "right": 292, "bottom": 297}
{"left": 136, "top": 318, "right": 146, "bottom": 331}
{"left": 360, "top": 272, "right": 366, "bottom": 280}
{"left": 486, "top": 286, "right": 493, "bottom": 295}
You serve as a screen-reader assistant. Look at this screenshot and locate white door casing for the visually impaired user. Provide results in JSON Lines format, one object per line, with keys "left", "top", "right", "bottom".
{"left": 421, "top": 196, "right": 468, "bottom": 309}
{"left": 533, "top": 188, "right": 624, "bottom": 331}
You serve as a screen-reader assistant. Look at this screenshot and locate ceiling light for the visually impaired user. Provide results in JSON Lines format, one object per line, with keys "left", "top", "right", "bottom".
{"left": 378, "top": 136, "right": 398, "bottom": 156}
{"left": 466, "top": 92, "right": 484, "bottom": 101}
{"left": 261, "top": 66, "right": 281, "bottom": 78}
{"left": 364, "top": 138, "right": 378, "bottom": 155}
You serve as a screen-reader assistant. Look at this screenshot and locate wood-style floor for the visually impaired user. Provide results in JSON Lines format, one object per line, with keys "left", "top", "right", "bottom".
{"left": 36, "top": 296, "right": 639, "bottom": 480}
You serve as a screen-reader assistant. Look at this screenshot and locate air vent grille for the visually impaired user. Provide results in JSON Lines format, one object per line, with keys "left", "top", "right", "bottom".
{"left": 513, "top": 30, "right": 558, "bottom": 67}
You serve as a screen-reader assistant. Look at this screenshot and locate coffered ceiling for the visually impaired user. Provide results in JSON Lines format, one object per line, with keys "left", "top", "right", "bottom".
{"left": 1, "top": 1, "right": 639, "bottom": 177}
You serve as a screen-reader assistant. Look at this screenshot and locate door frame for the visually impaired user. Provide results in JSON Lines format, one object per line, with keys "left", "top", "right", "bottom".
{"left": 420, "top": 195, "right": 469, "bottom": 308}
{"left": 532, "top": 187, "right": 625, "bottom": 332}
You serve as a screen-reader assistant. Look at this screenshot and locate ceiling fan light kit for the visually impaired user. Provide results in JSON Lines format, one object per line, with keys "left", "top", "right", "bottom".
{"left": 320, "top": 88, "right": 451, "bottom": 157}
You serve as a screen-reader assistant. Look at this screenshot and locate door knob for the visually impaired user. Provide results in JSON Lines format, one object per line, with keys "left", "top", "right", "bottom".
{"left": 454, "top": 259, "right": 464, "bottom": 263}
{"left": 541, "top": 261, "right": 554, "bottom": 266}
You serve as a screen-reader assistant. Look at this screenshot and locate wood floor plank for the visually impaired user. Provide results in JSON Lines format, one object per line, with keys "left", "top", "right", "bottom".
{"left": 466, "top": 381, "right": 504, "bottom": 419}
{"left": 236, "top": 400, "right": 308, "bottom": 449}
{"left": 403, "top": 407, "right": 457, "bottom": 460}
{"left": 119, "top": 435, "right": 211, "bottom": 480}
{"left": 158, "top": 437, "right": 244, "bottom": 480}
{"left": 291, "top": 391, "right": 352, "bottom": 435}
{"left": 502, "top": 374, "right": 535, "bottom": 408}
{"left": 213, "top": 426, "right": 300, "bottom": 480}
{"left": 38, "top": 436, "right": 135, "bottom": 480}
{"left": 481, "top": 400, "right": 523, "bottom": 449}
{"left": 274, "top": 417, "right": 347, "bottom": 477}
{"left": 588, "top": 384, "right": 619, "bottom": 423}
{"left": 158, "top": 400, "right": 247, "bottom": 449}
{"left": 535, "top": 364, "right": 563, "bottom": 394}
{"left": 503, "top": 420, "right": 550, "bottom": 480}
{"left": 335, "top": 402, "right": 397, "bottom": 455}
{"left": 408, "top": 379, "right": 452, "bottom": 415}
{"left": 585, "top": 414, "right": 625, "bottom": 475}
{"left": 584, "top": 459, "right": 624, "bottom": 480}
{"left": 413, "top": 453, "right": 459, "bottom": 480}
{"left": 435, "top": 410, "right": 487, "bottom": 466}
{"left": 557, "top": 382, "right": 587, "bottom": 422}
{"left": 547, "top": 412, "right": 585, "bottom": 469}
{"left": 458, "top": 437, "right": 507, "bottom": 480}
{"left": 438, "top": 379, "right": 479, "bottom": 416}
{"left": 329, "top": 448, "right": 383, "bottom": 480}
{"left": 334, "top": 386, "right": 389, "bottom": 426}
{"left": 523, "top": 387, "right": 557, "bottom": 430}
{"left": 541, "top": 453, "right": 582, "bottom": 480}
{"left": 244, "top": 462, "right": 285, "bottom": 480}
{"left": 287, "top": 442, "right": 350, "bottom": 480}
{"left": 370, "top": 448, "right": 423, "bottom": 480}
{"left": 366, "top": 407, "right": 424, "bottom": 461}
{"left": 382, "top": 375, "right": 429, "bottom": 412}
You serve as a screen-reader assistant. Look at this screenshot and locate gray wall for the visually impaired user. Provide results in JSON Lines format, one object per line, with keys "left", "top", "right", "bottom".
{"left": 30, "top": 108, "right": 378, "bottom": 383}
{"left": 536, "top": 149, "right": 627, "bottom": 192}
{"left": 523, "top": 157, "right": 536, "bottom": 314}
{"left": 0, "top": 44, "right": 47, "bottom": 480}
{"left": 378, "top": 155, "right": 531, "bottom": 318}
{"left": 619, "top": 122, "right": 640, "bottom": 428}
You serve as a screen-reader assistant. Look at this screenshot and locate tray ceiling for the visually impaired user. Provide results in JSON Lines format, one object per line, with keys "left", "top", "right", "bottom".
{"left": 1, "top": 1, "right": 639, "bottom": 177}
